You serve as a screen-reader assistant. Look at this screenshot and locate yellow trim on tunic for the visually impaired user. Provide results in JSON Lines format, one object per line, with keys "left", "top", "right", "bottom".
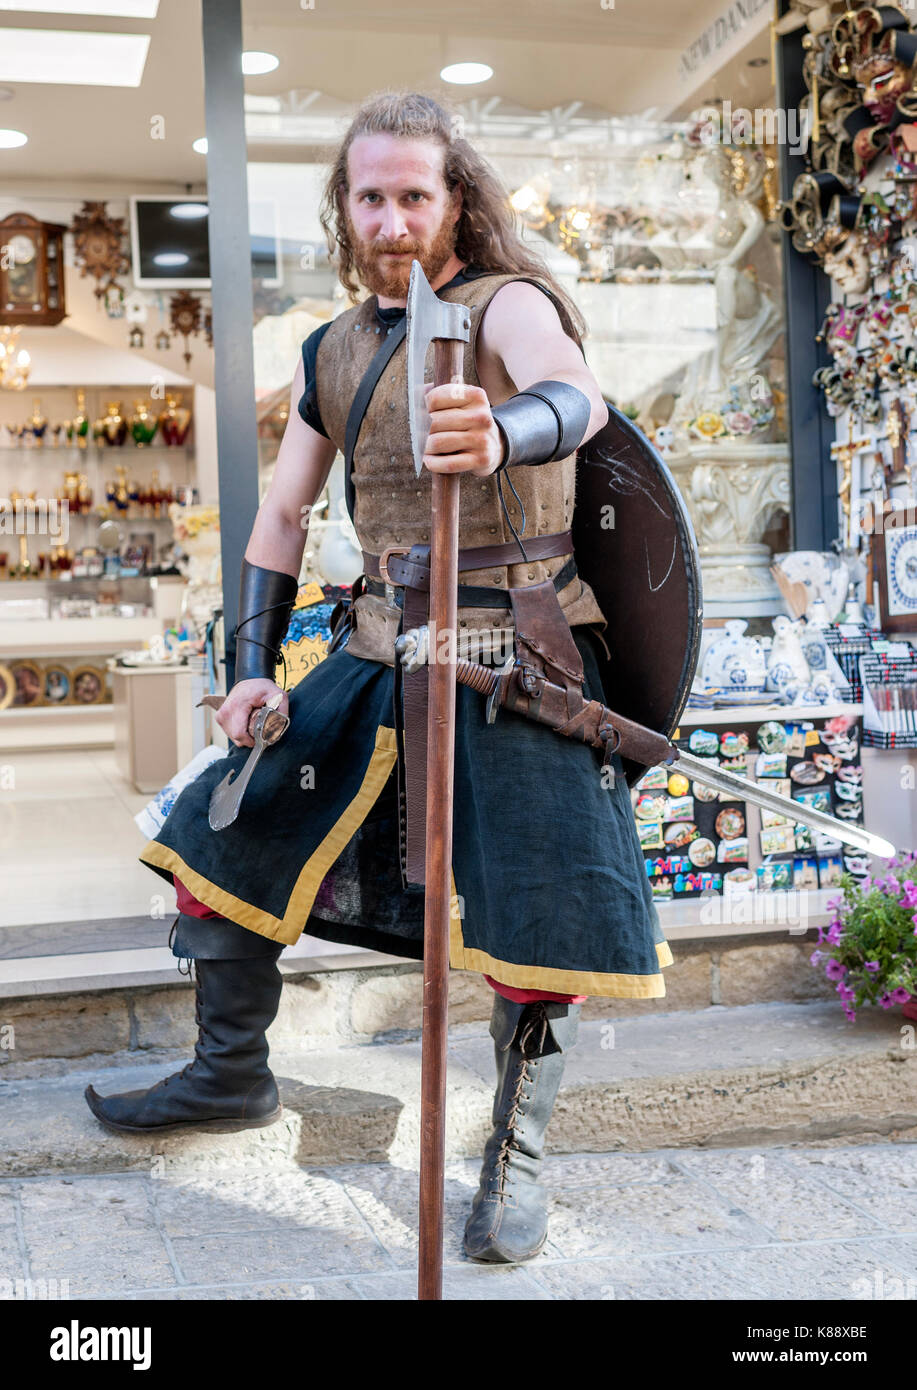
{"left": 139, "top": 720, "right": 674, "bottom": 996}
{"left": 139, "top": 725, "right": 399, "bottom": 947}
{"left": 447, "top": 871, "right": 673, "bottom": 998}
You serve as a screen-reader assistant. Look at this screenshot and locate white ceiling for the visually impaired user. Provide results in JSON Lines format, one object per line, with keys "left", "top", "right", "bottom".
{"left": 0, "top": 0, "right": 774, "bottom": 191}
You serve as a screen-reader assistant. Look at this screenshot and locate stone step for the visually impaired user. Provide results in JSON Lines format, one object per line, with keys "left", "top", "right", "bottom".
{"left": 0, "top": 925, "right": 838, "bottom": 1077}
{"left": 2, "top": 1001, "right": 915, "bottom": 1177}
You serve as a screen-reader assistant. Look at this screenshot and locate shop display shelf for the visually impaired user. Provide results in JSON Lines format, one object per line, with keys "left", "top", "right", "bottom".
{"left": 0, "top": 614, "right": 161, "bottom": 657}
{"left": 0, "top": 700, "right": 113, "bottom": 751}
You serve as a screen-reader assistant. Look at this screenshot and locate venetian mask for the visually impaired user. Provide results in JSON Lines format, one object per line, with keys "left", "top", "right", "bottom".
{"left": 823, "top": 232, "right": 871, "bottom": 295}
{"left": 853, "top": 52, "right": 912, "bottom": 123}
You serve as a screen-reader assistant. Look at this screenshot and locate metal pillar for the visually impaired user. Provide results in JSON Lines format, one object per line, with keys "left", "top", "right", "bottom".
{"left": 200, "top": 0, "right": 259, "bottom": 688}
{"left": 776, "top": 1, "right": 836, "bottom": 550}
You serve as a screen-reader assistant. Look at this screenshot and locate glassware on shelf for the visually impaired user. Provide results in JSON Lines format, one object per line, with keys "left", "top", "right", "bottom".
{"left": 159, "top": 392, "right": 192, "bottom": 447}
{"left": 96, "top": 401, "right": 128, "bottom": 447}
{"left": 70, "top": 389, "right": 89, "bottom": 450}
{"left": 130, "top": 399, "right": 158, "bottom": 448}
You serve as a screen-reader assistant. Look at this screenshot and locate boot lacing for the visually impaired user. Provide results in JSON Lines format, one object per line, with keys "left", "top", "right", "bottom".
{"left": 490, "top": 1003, "right": 549, "bottom": 1199}
{"left": 162, "top": 960, "right": 208, "bottom": 1088}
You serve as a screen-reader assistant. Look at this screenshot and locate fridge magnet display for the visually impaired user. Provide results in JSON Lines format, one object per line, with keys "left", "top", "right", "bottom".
{"left": 688, "top": 729, "right": 718, "bottom": 756}
{"left": 635, "top": 793, "right": 667, "bottom": 820}
{"left": 636, "top": 766, "right": 668, "bottom": 791}
{"left": 793, "top": 857, "right": 819, "bottom": 890}
{"left": 719, "top": 730, "right": 749, "bottom": 758}
{"left": 761, "top": 824, "right": 796, "bottom": 855}
{"left": 761, "top": 806, "right": 791, "bottom": 828}
{"left": 794, "top": 823, "right": 815, "bottom": 852}
{"left": 756, "top": 720, "right": 787, "bottom": 753}
{"left": 637, "top": 821, "right": 665, "bottom": 849}
{"left": 663, "top": 795, "right": 694, "bottom": 822}
{"left": 755, "top": 751, "right": 788, "bottom": 778}
{"left": 715, "top": 806, "right": 745, "bottom": 840}
{"left": 718, "top": 837, "right": 749, "bottom": 863}
{"left": 688, "top": 836, "right": 717, "bottom": 867}
{"left": 790, "top": 759, "right": 825, "bottom": 785}
{"left": 758, "top": 861, "right": 793, "bottom": 890}
{"left": 664, "top": 820, "right": 698, "bottom": 847}
{"left": 667, "top": 772, "right": 690, "bottom": 797}
{"left": 818, "top": 856, "right": 843, "bottom": 886}
{"left": 693, "top": 779, "right": 719, "bottom": 803}
{"left": 794, "top": 788, "right": 831, "bottom": 814}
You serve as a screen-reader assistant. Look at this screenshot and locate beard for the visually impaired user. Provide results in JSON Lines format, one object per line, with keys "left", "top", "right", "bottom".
{"left": 346, "top": 207, "right": 459, "bottom": 298}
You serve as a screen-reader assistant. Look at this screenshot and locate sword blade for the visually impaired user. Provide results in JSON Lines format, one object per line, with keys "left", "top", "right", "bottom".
{"left": 673, "top": 749, "right": 894, "bottom": 859}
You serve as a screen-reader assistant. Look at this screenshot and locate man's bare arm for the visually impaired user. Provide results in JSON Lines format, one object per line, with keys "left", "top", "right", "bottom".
{"left": 245, "top": 353, "right": 338, "bottom": 575}
{"left": 217, "top": 354, "right": 338, "bottom": 746}
{"left": 477, "top": 279, "right": 607, "bottom": 444}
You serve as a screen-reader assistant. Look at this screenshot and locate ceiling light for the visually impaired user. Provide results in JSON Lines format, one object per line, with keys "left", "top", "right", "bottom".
{"left": 440, "top": 62, "right": 493, "bottom": 85}
{"left": 747, "top": 56, "right": 768, "bottom": 68}
{"left": 242, "top": 50, "right": 279, "bottom": 75}
{"left": 169, "top": 202, "right": 208, "bottom": 220}
{"left": 0, "top": 2, "right": 158, "bottom": 13}
{"left": 0, "top": 28, "right": 150, "bottom": 86}
{"left": 0, "top": 128, "right": 27, "bottom": 147}
{"left": 153, "top": 253, "right": 189, "bottom": 267}
{"left": 192, "top": 137, "right": 208, "bottom": 154}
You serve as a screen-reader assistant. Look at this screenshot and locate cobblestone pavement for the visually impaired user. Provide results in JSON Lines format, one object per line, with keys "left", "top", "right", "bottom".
{"left": 1, "top": 1142, "right": 915, "bottom": 1301}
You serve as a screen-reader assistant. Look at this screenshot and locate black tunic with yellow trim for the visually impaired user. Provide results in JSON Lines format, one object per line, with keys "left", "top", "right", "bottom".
{"left": 139, "top": 266, "right": 673, "bottom": 998}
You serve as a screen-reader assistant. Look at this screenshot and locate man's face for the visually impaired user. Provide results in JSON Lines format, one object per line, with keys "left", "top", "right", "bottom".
{"left": 344, "top": 133, "right": 462, "bottom": 298}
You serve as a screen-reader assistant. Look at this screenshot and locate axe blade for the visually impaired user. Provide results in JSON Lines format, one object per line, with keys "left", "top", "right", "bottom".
{"left": 405, "top": 258, "right": 471, "bottom": 477}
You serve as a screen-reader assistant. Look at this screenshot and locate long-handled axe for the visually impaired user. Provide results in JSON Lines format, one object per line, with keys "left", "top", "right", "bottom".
{"left": 405, "top": 259, "right": 471, "bottom": 1301}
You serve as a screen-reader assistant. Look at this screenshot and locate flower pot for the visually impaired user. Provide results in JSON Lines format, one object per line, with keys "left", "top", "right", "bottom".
{"left": 902, "top": 995, "right": 917, "bottom": 1023}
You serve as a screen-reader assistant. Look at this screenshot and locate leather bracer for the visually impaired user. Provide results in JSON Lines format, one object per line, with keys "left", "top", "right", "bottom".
{"left": 492, "top": 379, "right": 591, "bottom": 471}
{"left": 233, "top": 558, "right": 299, "bottom": 685}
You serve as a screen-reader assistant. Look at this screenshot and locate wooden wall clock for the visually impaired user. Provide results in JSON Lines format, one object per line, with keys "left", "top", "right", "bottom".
{"left": 872, "top": 510, "right": 917, "bottom": 632}
{"left": 0, "top": 212, "right": 67, "bottom": 327}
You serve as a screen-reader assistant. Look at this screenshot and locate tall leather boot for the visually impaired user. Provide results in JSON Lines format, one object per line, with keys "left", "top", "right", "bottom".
{"left": 84, "top": 914, "right": 285, "bottom": 1135}
{"left": 463, "top": 995, "right": 580, "bottom": 1263}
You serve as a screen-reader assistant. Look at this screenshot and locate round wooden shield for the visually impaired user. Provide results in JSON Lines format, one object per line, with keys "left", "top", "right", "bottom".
{"left": 572, "top": 404, "right": 703, "bottom": 786}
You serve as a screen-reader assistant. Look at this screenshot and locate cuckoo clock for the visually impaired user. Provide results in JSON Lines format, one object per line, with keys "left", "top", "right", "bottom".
{"left": 0, "top": 212, "right": 67, "bottom": 327}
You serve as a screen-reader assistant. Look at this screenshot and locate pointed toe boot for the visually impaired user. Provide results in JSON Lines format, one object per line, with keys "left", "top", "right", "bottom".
{"left": 84, "top": 951, "right": 284, "bottom": 1135}
{"left": 463, "top": 996, "right": 580, "bottom": 1264}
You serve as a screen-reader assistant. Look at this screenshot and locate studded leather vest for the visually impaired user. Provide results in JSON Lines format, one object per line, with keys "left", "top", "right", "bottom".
{"left": 313, "top": 269, "right": 605, "bottom": 664}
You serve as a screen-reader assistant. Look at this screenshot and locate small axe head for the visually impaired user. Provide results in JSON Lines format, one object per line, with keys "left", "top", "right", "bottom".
{"left": 405, "top": 257, "right": 471, "bottom": 476}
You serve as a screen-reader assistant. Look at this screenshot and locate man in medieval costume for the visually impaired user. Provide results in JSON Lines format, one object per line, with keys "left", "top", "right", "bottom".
{"left": 85, "top": 91, "right": 673, "bottom": 1265}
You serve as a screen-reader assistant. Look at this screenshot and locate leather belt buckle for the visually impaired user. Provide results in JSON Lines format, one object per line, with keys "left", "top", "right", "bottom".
{"left": 378, "top": 545, "right": 411, "bottom": 586}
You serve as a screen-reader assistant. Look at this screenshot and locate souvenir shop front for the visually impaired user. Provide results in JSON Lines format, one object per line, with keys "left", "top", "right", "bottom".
{"left": 1, "top": 0, "right": 913, "bottom": 956}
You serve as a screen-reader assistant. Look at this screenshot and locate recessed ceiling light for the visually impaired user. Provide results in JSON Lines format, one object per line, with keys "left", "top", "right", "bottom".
{"left": 192, "top": 137, "right": 208, "bottom": 154}
{"left": 747, "top": 56, "right": 768, "bottom": 68}
{"left": 169, "top": 203, "right": 208, "bottom": 219}
{"left": 153, "top": 253, "right": 190, "bottom": 267}
{"left": 242, "top": 50, "right": 279, "bottom": 76}
{"left": 0, "top": 2, "right": 158, "bottom": 13}
{"left": 440, "top": 62, "right": 493, "bottom": 85}
{"left": 0, "top": 28, "right": 150, "bottom": 86}
{"left": 0, "top": 128, "right": 27, "bottom": 147}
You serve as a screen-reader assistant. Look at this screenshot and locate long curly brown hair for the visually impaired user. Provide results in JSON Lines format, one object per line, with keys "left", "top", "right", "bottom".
{"left": 319, "top": 89, "right": 586, "bottom": 342}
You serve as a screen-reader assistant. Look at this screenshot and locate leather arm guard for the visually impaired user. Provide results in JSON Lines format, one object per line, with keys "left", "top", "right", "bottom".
{"left": 492, "top": 379, "right": 592, "bottom": 471}
{"left": 232, "top": 558, "right": 299, "bottom": 685}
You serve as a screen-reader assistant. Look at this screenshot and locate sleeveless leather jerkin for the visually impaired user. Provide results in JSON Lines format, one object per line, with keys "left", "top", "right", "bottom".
{"left": 313, "top": 270, "right": 606, "bottom": 665}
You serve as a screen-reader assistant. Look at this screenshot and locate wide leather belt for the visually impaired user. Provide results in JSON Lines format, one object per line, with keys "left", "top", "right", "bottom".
{"left": 364, "top": 556, "right": 578, "bottom": 609}
{"left": 362, "top": 529, "right": 574, "bottom": 589}
{"left": 374, "top": 530, "right": 575, "bottom": 889}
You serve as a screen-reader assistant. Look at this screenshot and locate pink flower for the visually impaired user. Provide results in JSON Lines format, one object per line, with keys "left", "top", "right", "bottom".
{"left": 862, "top": 877, "right": 873, "bottom": 893}
{"left": 890, "top": 987, "right": 912, "bottom": 1004}
{"left": 826, "top": 921, "right": 843, "bottom": 946}
{"left": 825, "top": 958, "right": 847, "bottom": 981}
{"left": 903, "top": 880, "right": 917, "bottom": 908}
{"left": 844, "top": 1007, "right": 857, "bottom": 1021}
{"left": 879, "top": 992, "right": 894, "bottom": 1009}
{"left": 810, "top": 950, "right": 823, "bottom": 967}
{"left": 864, "top": 961, "right": 880, "bottom": 973}
{"left": 837, "top": 983, "right": 856, "bottom": 1001}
